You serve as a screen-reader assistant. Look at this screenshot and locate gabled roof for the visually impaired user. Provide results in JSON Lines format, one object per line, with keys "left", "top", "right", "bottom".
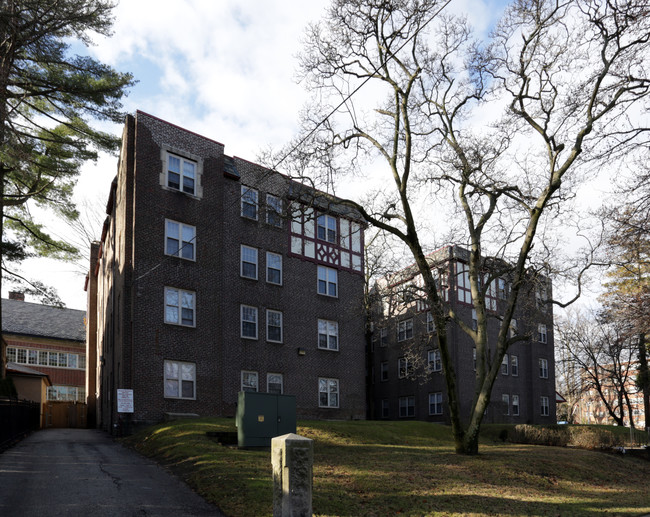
{"left": 2, "top": 298, "right": 85, "bottom": 342}
{"left": 7, "top": 361, "right": 50, "bottom": 378}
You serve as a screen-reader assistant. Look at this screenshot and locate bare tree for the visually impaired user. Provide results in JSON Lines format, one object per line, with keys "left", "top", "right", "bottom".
{"left": 274, "top": 0, "right": 649, "bottom": 454}
{"left": 556, "top": 311, "right": 639, "bottom": 428}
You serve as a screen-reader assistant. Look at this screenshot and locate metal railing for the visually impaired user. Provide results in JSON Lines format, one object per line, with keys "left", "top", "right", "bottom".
{"left": 0, "top": 398, "right": 40, "bottom": 450}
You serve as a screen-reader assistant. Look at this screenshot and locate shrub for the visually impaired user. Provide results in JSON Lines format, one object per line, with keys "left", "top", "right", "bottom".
{"left": 0, "top": 377, "right": 18, "bottom": 399}
{"left": 513, "top": 425, "right": 570, "bottom": 447}
{"left": 568, "top": 427, "right": 624, "bottom": 450}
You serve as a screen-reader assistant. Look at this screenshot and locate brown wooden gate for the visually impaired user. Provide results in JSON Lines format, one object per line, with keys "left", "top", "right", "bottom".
{"left": 44, "top": 402, "right": 87, "bottom": 428}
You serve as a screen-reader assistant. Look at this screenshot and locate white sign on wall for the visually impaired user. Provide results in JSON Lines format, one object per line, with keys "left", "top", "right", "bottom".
{"left": 117, "top": 389, "right": 134, "bottom": 413}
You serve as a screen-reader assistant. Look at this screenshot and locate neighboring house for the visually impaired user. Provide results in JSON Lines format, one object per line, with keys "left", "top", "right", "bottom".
{"left": 85, "top": 111, "right": 367, "bottom": 432}
{"left": 368, "top": 245, "right": 556, "bottom": 425}
{"left": 5, "top": 362, "right": 51, "bottom": 427}
{"left": 2, "top": 293, "right": 86, "bottom": 426}
{"left": 574, "top": 362, "right": 646, "bottom": 429}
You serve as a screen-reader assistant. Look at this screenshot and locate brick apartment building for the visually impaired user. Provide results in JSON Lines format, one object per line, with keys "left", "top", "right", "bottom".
{"left": 86, "top": 111, "right": 367, "bottom": 431}
{"left": 3, "top": 293, "right": 87, "bottom": 427}
{"left": 368, "top": 245, "right": 556, "bottom": 425}
{"left": 3, "top": 293, "right": 86, "bottom": 403}
{"left": 574, "top": 362, "right": 647, "bottom": 429}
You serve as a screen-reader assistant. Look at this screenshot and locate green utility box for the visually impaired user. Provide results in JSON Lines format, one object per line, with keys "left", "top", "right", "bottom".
{"left": 236, "top": 391, "right": 296, "bottom": 447}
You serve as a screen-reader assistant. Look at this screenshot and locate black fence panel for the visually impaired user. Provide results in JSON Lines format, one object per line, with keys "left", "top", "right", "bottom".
{"left": 0, "top": 399, "right": 40, "bottom": 449}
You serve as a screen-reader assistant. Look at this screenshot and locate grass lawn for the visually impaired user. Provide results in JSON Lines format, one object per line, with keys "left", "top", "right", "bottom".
{"left": 123, "top": 419, "right": 650, "bottom": 517}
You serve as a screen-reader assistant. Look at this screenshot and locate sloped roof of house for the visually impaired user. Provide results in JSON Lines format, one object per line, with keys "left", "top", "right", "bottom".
{"left": 7, "top": 361, "right": 51, "bottom": 378}
{"left": 2, "top": 298, "right": 85, "bottom": 342}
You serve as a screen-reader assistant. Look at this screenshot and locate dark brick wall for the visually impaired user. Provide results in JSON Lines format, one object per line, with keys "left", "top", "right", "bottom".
{"left": 369, "top": 258, "right": 556, "bottom": 425}
{"left": 95, "top": 111, "right": 367, "bottom": 425}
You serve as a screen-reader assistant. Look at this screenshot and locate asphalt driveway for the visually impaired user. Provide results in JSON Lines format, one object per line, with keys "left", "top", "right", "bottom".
{"left": 0, "top": 428, "right": 224, "bottom": 516}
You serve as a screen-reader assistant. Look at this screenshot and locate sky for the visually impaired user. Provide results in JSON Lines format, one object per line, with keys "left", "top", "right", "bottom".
{"left": 6, "top": 0, "right": 514, "bottom": 310}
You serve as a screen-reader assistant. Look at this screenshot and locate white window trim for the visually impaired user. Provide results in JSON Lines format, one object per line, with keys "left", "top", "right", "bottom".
{"left": 266, "top": 251, "right": 283, "bottom": 285}
{"left": 241, "top": 305, "right": 258, "bottom": 340}
{"left": 428, "top": 349, "right": 442, "bottom": 372}
{"left": 318, "top": 377, "right": 340, "bottom": 408}
{"left": 240, "top": 245, "right": 259, "bottom": 280}
{"left": 538, "top": 323, "right": 548, "bottom": 343}
{"left": 501, "top": 354, "right": 509, "bottom": 375}
{"left": 163, "top": 151, "right": 200, "bottom": 197}
{"left": 266, "top": 194, "right": 283, "bottom": 227}
{"left": 541, "top": 396, "right": 550, "bottom": 416}
{"left": 511, "top": 355, "right": 519, "bottom": 377}
{"left": 317, "top": 214, "right": 338, "bottom": 243}
{"left": 399, "top": 396, "right": 415, "bottom": 418}
{"left": 512, "top": 394, "right": 520, "bottom": 416}
{"left": 539, "top": 358, "right": 549, "bottom": 379}
{"left": 502, "top": 394, "right": 510, "bottom": 415}
{"left": 241, "top": 370, "right": 259, "bottom": 392}
{"left": 429, "top": 392, "right": 443, "bottom": 415}
{"left": 380, "top": 361, "right": 389, "bottom": 381}
{"left": 397, "top": 319, "right": 413, "bottom": 342}
{"left": 241, "top": 185, "right": 259, "bottom": 220}
{"left": 318, "top": 319, "right": 339, "bottom": 351}
{"left": 164, "top": 287, "right": 196, "bottom": 327}
{"left": 317, "top": 265, "right": 338, "bottom": 297}
{"left": 267, "top": 373, "right": 283, "bottom": 394}
{"left": 266, "top": 309, "right": 283, "bottom": 343}
{"left": 165, "top": 219, "right": 196, "bottom": 261}
{"left": 164, "top": 360, "right": 196, "bottom": 400}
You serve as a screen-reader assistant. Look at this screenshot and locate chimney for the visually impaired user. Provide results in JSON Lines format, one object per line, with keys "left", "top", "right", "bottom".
{"left": 8, "top": 291, "right": 25, "bottom": 302}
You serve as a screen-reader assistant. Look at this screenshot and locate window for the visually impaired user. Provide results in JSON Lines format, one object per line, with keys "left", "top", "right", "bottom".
{"left": 380, "top": 361, "right": 388, "bottom": 381}
{"left": 538, "top": 323, "right": 548, "bottom": 343}
{"left": 539, "top": 358, "right": 548, "bottom": 379}
{"left": 426, "top": 312, "right": 435, "bottom": 333}
{"left": 511, "top": 355, "right": 519, "bottom": 376}
{"left": 165, "top": 220, "right": 196, "bottom": 260}
{"left": 240, "top": 245, "right": 258, "bottom": 279}
{"left": 471, "top": 309, "right": 478, "bottom": 331}
{"left": 428, "top": 349, "right": 442, "bottom": 372}
{"left": 266, "top": 252, "right": 282, "bottom": 285}
{"left": 317, "top": 214, "right": 337, "bottom": 243}
{"left": 502, "top": 394, "right": 510, "bottom": 415}
{"left": 167, "top": 153, "right": 196, "bottom": 195}
{"left": 399, "top": 396, "right": 415, "bottom": 417}
{"left": 456, "top": 261, "right": 472, "bottom": 304}
{"left": 164, "top": 360, "right": 196, "bottom": 399}
{"left": 164, "top": 287, "right": 195, "bottom": 327}
{"left": 267, "top": 373, "right": 283, "bottom": 394}
{"left": 241, "top": 305, "right": 258, "bottom": 339}
{"left": 501, "top": 355, "right": 509, "bottom": 375}
{"left": 242, "top": 371, "right": 258, "bottom": 392}
{"left": 380, "top": 327, "right": 388, "bottom": 346}
{"left": 317, "top": 266, "right": 338, "bottom": 297}
{"left": 398, "top": 357, "right": 413, "bottom": 379}
{"left": 266, "top": 194, "right": 283, "bottom": 227}
{"left": 497, "top": 278, "right": 507, "bottom": 299}
{"left": 397, "top": 319, "right": 413, "bottom": 341}
{"left": 429, "top": 392, "right": 443, "bottom": 415}
{"left": 318, "top": 319, "right": 339, "bottom": 351}
{"left": 512, "top": 394, "right": 520, "bottom": 416}
{"left": 6, "top": 347, "right": 16, "bottom": 363}
{"left": 47, "top": 385, "right": 86, "bottom": 402}
{"left": 381, "top": 399, "right": 389, "bottom": 418}
{"left": 473, "top": 348, "right": 476, "bottom": 371}
{"left": 319, "top": 378, "right": 339, "bottom": 408}
{"left": 266, "top": 310, "right": 283, "bottom": 343}
{"left": 541, "top": 396, "right": 550, "bottom": 416}
{"left": 28, "top": 349, "right": 37, "bottom": 365}
{"left": 241, "top": 185, "right": 258, "bottom": 220}
{"left": 510, "top": 318, "right": 518, "bottom": 337}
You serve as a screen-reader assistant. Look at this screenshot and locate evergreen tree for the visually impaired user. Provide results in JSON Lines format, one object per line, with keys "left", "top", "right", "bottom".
{"left": 0, "top": 0, "right": 134, "bottom": 378}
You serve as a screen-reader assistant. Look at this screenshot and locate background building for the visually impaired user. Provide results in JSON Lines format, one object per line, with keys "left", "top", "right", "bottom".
{"left": 368, "top": 245, "right": 556, "bottom": 425}
{"left": 86, "top": 111, "right": 367, "bottom": 432}
{"left": 2, "top": 292, "right": 86, "bottom": 427}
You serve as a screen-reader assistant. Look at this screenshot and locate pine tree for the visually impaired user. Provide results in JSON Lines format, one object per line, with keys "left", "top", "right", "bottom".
{"left": 0, "top": 0, "right": 134, "bottom": 378}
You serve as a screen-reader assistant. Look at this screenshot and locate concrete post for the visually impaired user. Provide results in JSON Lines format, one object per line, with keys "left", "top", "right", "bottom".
{"left": 272, "top": 433, "right": 313, "bottom": 517}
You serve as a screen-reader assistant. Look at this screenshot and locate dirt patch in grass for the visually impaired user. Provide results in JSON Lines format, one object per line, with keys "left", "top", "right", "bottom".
{"left": 123, "top": 419, "right": 650, "bottom": 517}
